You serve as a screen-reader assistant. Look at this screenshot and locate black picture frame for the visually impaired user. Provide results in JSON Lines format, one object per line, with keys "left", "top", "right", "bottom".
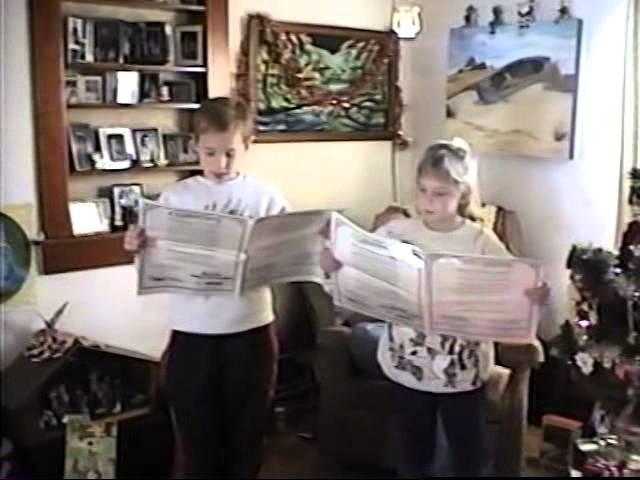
{"left": 110, "top": 183, "right": 144, "bottom": 229}
{"left": 140, "top": 73, "right": 161, "bottom": 102}
{"left": 162, "top": 79, "right": 196, "bottom": 102}
{"left": 132, "top": 129, "right": 163, "bottom": 167}
{"left": 94, "top": 19, "right": 122, "bottom": 63}
{"left": 68, "top": 123, "right": 97, "bottom": 172}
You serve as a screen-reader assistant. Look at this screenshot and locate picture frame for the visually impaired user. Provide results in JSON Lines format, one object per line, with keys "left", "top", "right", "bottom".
{"left": 66, "top": 16, "right": 94, "bottom": 64}
{"left": 110, "top": 183, "right": 144, "bottom": 229}
{"left": 68, "top": 123, "right": 97, "bottom": 172}
{"left": 132, "top": 128, "right": 163, "bottom": 167}
{"left": 237, "top": 15, "right": 401, "bottom": 142}
{"left": 97, "top": 127, "right": 135, "bottom": 170}
{"left": 115, "top": 71, "right": 140, "bottom": 104}
{"left": 162, "top": 79, "right": 197, "bottom": 103}
{"left": 68, "top": 199, "right": 111, "bottom": 236}
{"left": 65, "top": 75, "right": 80, "bottom": 105}
{"left": 446, "top": 18, "right": 583, "bottom": 159}
{"left": 94, "top": 19, "right": 122, "bottom": 63}
{"left": 162, "top": 133, "right": 197, "bottom": 165}
{"left": 175, "top": 25, "right": 204, "bottom": 66}
{"left": 140, "top": 73, "right": 161, "bottom": 102}
{"left": 78, "top": 75, "right": 103, "bottom": 104}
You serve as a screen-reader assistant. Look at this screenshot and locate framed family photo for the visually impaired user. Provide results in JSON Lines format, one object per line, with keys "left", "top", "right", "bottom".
{"left": 163, "top": 133, "right": 197, "bottom": 165}
{"left": 68, "top": 123, "right": 97, "bottom": 171}
{"left": 66, "top": 16, "right": 94, "bottom": 64}
{"left": 110, "top": 183, "right": 144, "bottom": 229}
{"left": 133, "top": 129, "right": 163, "bottom": 167}
{"left": 237, "top": 15, "right": 401, "bottom": 142}
{"left": 97, "top": 127, "right": 135, "bottom": 170}
{"left": 175, "top": 25, "right": 204, "bottom": 66}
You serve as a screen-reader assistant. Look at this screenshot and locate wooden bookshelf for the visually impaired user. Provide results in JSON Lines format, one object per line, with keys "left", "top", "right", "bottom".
{"left": 30, "top": 0, "right": 229, "bottom": 274}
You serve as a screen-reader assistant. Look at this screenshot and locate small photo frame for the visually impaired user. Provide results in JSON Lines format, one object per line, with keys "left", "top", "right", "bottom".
{"left": 65, "top": 75, "right": 80, "bottom": 105}
{"left": 175, "top": 25, "right": 204, "bottom": 66}
{"left": 140, "top": 73, "right": 160, "bottom": 102}
{"left": 94, "top": 19, "right": 122, "bottom": 63}
{"left": 69, "top": 199, "right": 111, "bottom": 236}
{"left": 68, "top": 123, "right": 97, "bottom": 172}
{"left": 162, "top": 79, "right": 196, "bottom": 103}
{"left": 144, "top": 22, "right": 171, "bottom": 65}
{"left": 133, "top": 129, "right": 163, "bottom": 167}
{"left": 97, "top": 127, "right": 135, "bottom": 170}
{"left": 78, "top": 75, "right": 103, "bottom": 104}
{"left": 163, "top": 133, "right": 197, "bottom": 165}
{"left": 115, "top": 71, "right": 140, "bottom": 104}
{"left": 66, "top": 16, "right": 94, "bottom": 64}
{"left": 111, "top": 183, "right": 144, "bottom": 229}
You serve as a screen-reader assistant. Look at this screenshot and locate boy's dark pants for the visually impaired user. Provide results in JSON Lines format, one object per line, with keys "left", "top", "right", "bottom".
{"left": 165, "top": 324, "right": 277, "bottom": 479}
{"left": 394, "top": 384, "right": 488, "bottom": 478}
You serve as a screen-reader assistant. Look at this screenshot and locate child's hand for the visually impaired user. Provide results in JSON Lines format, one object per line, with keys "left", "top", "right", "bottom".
{"left": 123, "top": 225, "right": 148, "bottom": 253}
{"left": 525, "top": 282, "right": 550, "bottom": 305}
{"left": 320, "top": 248, "right": 342, "bottom": 275}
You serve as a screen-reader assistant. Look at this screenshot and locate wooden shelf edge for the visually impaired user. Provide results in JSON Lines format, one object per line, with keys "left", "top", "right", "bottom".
{"left": 40, "top": 233, "right": 134, "bottom": 274}
{"left": 64, "top": 0, "right": 206, "bottom": 13}
{"left": 68, "top": 102, "right": 200, "bottom": 110}
{"left": 70, "top": 165, "right": 202, "bottom": 176}
{"left": 68, "top": 62, "right": 206, "bottom": 73}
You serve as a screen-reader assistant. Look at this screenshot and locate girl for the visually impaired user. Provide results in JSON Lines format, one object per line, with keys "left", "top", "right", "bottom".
{"left": 321, "top": 138, "right": 548, "bottom": 477}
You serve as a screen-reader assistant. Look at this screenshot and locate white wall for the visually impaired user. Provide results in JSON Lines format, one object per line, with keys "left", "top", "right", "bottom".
{"left": 397, "top": 0, "right": 627, "bottom": 338}
{"left": 0, "top": 0, "right": 395, "bottom": 367}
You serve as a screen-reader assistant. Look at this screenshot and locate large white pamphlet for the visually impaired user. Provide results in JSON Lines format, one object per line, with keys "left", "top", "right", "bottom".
{"left": 331, "top": 213, "right": 425, "bottom": 330}
{"left": 330, "top": 213, "right": 542, "bottom": 343}
{"left": 137, "top": 200, "right": 331, "bottom": 295}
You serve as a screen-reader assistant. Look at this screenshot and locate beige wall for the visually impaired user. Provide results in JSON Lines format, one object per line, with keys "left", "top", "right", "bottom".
{"left": 0, "top": 0, "right": 628, "bottom": 367}
{"left": 1, "top": 0, "right": 395, "bottom": 367}
{"left": 229, "top": 0, "right": 395, "bottom": 225}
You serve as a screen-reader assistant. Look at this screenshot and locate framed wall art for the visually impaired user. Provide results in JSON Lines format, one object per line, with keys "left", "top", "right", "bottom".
{"left": 446, "top": 16, "right": 583, "bottom": 159}
{"left": 237, "top": 15, "right": 401, "bottom": 142}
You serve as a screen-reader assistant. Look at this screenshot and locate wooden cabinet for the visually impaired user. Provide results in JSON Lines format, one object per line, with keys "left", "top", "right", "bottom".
{"left": 30, "top": 0, "right": 229, "bottom": 274}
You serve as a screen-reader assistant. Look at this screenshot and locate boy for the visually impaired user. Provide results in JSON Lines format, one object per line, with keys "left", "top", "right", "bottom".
{"left": 124, "top": 97, "right": 288, "bottom": 478}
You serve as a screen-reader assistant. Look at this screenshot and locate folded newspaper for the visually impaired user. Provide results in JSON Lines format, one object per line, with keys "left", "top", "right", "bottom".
{"left": 330, "top": 213, "right": 542, "bottom": 343}
{"left": 137, "top": 200, "right": 332, "bottom": 295}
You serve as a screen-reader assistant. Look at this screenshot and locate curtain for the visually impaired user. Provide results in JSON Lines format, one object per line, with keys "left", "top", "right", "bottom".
{"left": 618, "top": 0, "right": 640, "bottom": 240}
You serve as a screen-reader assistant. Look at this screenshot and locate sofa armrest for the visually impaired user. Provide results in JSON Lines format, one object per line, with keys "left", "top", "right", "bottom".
{"left": 494, "top": 340, "right": 543, "bottom": 476}
{"left": 497, "top": 340, "right": 544, "bottom": 372}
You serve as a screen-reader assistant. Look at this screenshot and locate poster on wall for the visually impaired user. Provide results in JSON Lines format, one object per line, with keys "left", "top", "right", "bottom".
{"left": 446, "top": 17, "right": 582, "bottom": 160}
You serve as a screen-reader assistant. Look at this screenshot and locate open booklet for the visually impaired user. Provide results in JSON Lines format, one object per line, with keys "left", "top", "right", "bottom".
{"left": 330, "top": 213, "right": 542, "bottom": 343}
{"left": 137, "top": 200, "right": 331, "bottom": 295}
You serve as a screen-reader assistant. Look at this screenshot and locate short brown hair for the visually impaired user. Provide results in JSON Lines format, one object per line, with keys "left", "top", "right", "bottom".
{"left": 193, "top": 97, "right": 251, "bottom": 141}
